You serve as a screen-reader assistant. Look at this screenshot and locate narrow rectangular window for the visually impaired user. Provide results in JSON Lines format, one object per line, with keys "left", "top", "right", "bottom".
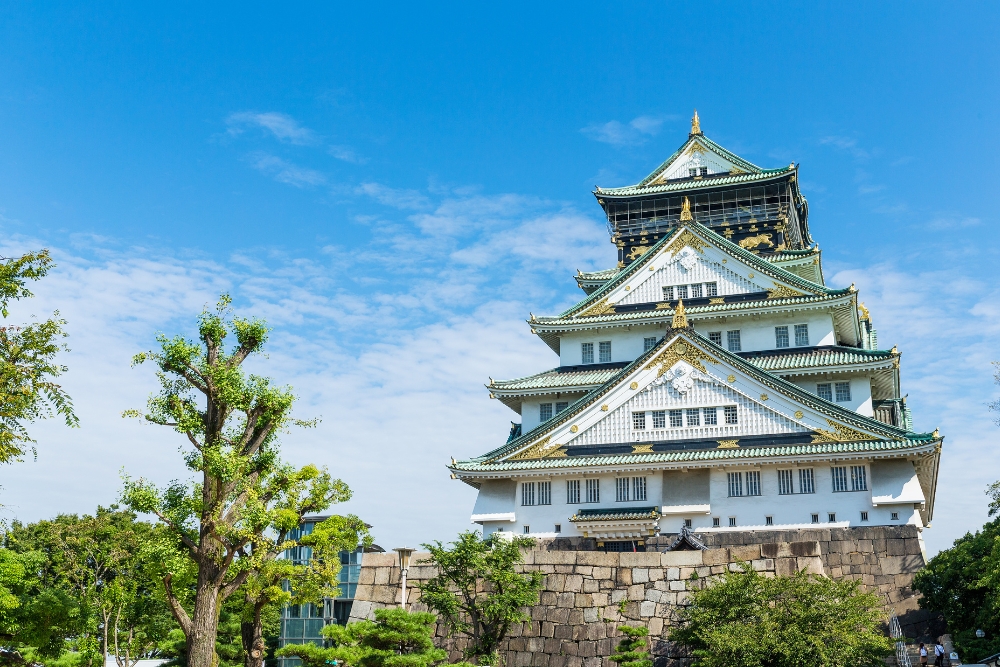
{"left": 706, "top": 282, "right": 718, "bottom": 297}
{"left": 811, "top": 513, "right": 819, "bottom": 524}
{"left": 729, "top": 517, "right": 737, "bottom": 527}
{"left": 567, "top": 480, "right": 580, "bottom": 504}
{"left": 778, "top": 469, "right": 794, "bottom": 495}
{"left": 555, "top": 402, "right": 568, "bottom": 414}
{"left": 585, "top": 479, "right": 600, "bottom": 503}
{"left": 690, "top": 283, "right": 703, "bottom": 299}
{"left": 689, "top": 168, "right": 697, "bottom": 177}
{"left": 633, "top": 477, "right": 647, "bottom": 501}
{"left": 765, "top": 516, "right": 773, "bottom": 526}
{"left": 828, "top": 513, "right": 837, "bottom": 523}
{"left": 615, "top": 477, "right": 629, "bottom": 502}
{"left": 794, "top": 324, "right": 809, "bottom": 347}
{"left": 835, "top": 382, "right": 852, "bottom": 402}
{"left": 775, "top": 325, "right": 790, "bottom": 348}
{"left": 538, "top": 481, "right": 551, "bottom": 505}
{"left": 684, "top": 518, "right": 693, "bottom": 528}
{"left": 521, "top": 482, "right": 535, "bottom": 506}
{"left": 713, "top": 517, "right": 720, "bottom": 527}
{"left": 669, "top": 409, "right": 683, "bottom": 427}
{"left": 860, "top": 511, "right": 869, "bottom": 522}
{"left": 632, "top": 412, "right": 647, "bottom": 430}
{"left": 539, "top": 403, "right": 553, "bottom": 422}
{"left": 746, "top": 471, "right": 761, "bottom": 496}
{"left": 726, "top": 330, "right": 742, "bottom": 352}
{"left": 581, "top": 342, "right": 594, "bottom": 365}
{"left": 727, "top": 472, "right": 743, "bottom": 497}
{"left": 708, "top": 331, "right": 722, "bottom": 345}
{"left": 677, "top": 285, "right": 689, "bottom": 300}
{"left": 652, "top": 410, "right": 666, "bottom": 429}
{"left": 703, "top": 407, "right": 718, "bottom": 425}
{"left": 599, "top": 341, "right": 612, "bottom": 363}
{"left": 890, "top": 512, "right": 899, "bottom": 521}
{"left": 524, "top": 525, "right": 530, "bottom": 534}
{"left": 699, "top": 166, "right": 708, "bottom": 176}
{"left": 724, "top": 406, "right": 738, "bottom": 425}
{"left": 851, "top": 465, "right": 867, "bottom": 491}
{"left": 554, "top": 523, "right": 561, "bottom": 533}
{"left": 662, "top": 285, "right": 674, "bottom": 301}
{"left": 643, "top": 336, "right": 657, "bottom": 352}
{"left": 799, "top": 468, "right": 815, "bottom": 494}
{"left": 832, "top": 466, "right": 849, "bottom": 492}
{"left": 817, "top": 383, "right": 833, "bottom": 401}
{"left": 686, "top": 408, "right": 701, "bottom": 427}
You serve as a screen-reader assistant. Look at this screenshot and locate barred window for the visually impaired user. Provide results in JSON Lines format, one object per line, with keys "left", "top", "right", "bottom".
{"left": 652, "top": 410, "right": 666, "bottom": 429}
{"left": 727, "top": 472, "right": 743, "bottom": 497}
{"left": 817, "top": 383, "right": 833, "bottom": 401}
{"left": 567, "top": 480, "right": 580, "bottom": 504}
{"left": 632, "top": 412, "right": 647, "bottom": 430}
{"left": 581, "top": 342, "right": 594, "bottom": 365}
{"left": 524, "top": 525, "right": 530, "bottom": 534}
{"left": 690, "top": 283, "right": 703, "bottom": 299}
{"left": 729, "top": 517, "right": 737, "bottom": 527}
{"left": 644, "top": 336, "right": 658, "bottom": 352}
{"left": 669, "top": 409, "right": 683, "bottom": 427}
{"left": 832, "top": 466, "right": 849, "bottom": 492}
{"left": 521, "top": 482, "right": 535, "bottom": 506}
{"left": 699, "top": 167, "right": 708, "bottom": 176}
{"left": 684, "top": 518, "right": 692, "bottom": 528}
{"left": 799, "top": 468, "right": 815, "bottom": 494}
{"left": 724, "top": 406, "right": 738, "bottom": 425}
{"left": 726, "top": 330, "right": 742, "bottom": 352}
{"left": 775, "top": 325, "right": 790, "bottom": 348}
{"left": 860, "top": 511, "right": 869, "bottom": 522}
{"left": 555, "top": 402, "right": 568, "bottom": 414}
{"left": 686, "top": 408, "right": 701, "bottom": 426}
{"left": 746, "top": 471, "right": 761, "bottom": 496}
{"left": 835, "top": 382, "right": 852, "bottom": 402}
{"left": 708, "top": 331, "right": 722, "bottom": 345}
{"left": 778, "top": 469, "right": 794, "bottom": 495}
{"left": 850, "top": 465, "right": 867, "bottom": 491}
{"left": 703, "top": 406, "right": 718, "bottom": 425}
{"left": 794, "top": 324, "right": 809, "bottom": 347}
{"left": 662, "top": 286, "right": 674, "bottom": 301}
{"left": 538, "top": 481, "right": 551, "bottom": 505}
{"left": 615, "top": 477, "right": 629, "bottom": 502}
{"left": 633, "top": 477, "right": 647, "bottom": 501}
{"left": 585, "top": 479, "right": 600, "bottom": 503}
{"left": 811, "top": 513, "right": 819, "bottom": 524}
{"left": 677, "top": 285, "right": 689, "bottom": 300}
{"left": 890, "top": 512, "right": 899, "bottom": 521}
{"left": 706, "top": 282, "right": 718, "bottom": 297}
{"left": 828, "top": 513, "right": 837, "bottom": 523}
{"left": 599, "top": 341, "right": 612, "bottom": 363}
{"left": 765, "top": 516, "right": 773, "bottom": 526}
{"left": 713, "top": 517, "right": 720, "bottom": 527}
{"left": 539, "top": 403, "right": 553, "bottom": 421}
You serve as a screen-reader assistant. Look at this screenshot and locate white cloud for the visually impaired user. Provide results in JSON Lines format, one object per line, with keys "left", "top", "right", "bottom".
{"left": 227, "top": 111, "right": 318, "bottom": 145}
{"left": 249, "top": 153, "right": 326, "bottom": 187}
{"left": 355, "top": 182, "right": 431, "bottom": 210}
{"left": 581, "top": 115, "right": 666, "bottom": 147}
{"left": 328, "top": 145, "right": 366, "bottom": 164}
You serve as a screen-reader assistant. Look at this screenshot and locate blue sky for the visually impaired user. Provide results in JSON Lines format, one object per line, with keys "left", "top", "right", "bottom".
{"left": 1, "top": 3, "right": 998, "bottom": 555}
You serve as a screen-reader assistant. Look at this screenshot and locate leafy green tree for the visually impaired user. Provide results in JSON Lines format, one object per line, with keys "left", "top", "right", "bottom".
{"left": 120, "top": 295, "right": 347, "bottom": 667}
{"left": 418, "top": 531, "right": 543, "bottom": 665}
{"left": 0, "top": 249, "right": 77, "bottom": 463}
{"left": 670, "top": 563, "right": 894, "bottom": 667}
{"left": 276, "top": 607, "right": 446, "bottom": 667}
{"left": 610, "top": 625, "right": 652, "bottom": 667}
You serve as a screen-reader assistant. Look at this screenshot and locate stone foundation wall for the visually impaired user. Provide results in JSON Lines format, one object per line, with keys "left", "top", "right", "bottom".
{"left": 349, "top": 526, "right": 939, "bottom": 666}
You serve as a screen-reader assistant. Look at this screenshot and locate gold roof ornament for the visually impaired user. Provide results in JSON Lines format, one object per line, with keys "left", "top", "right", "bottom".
{"left": 890, "top": 345, "right": 899, "bottom": 355}
{"left": 690, "top": 109, "right": 702, "bottom": 136}
{"left": 679, "top": 196, "right": 693, "bottom": 221}
{"left": 932, "top": 428, "right": 940, "bottom": 438}
{"left": 672, "top": 298, "right": 688, "bottom": 329}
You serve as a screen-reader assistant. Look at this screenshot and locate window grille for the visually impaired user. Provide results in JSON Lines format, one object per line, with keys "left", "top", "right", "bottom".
{"left": 713, "top": 517, "right": 720, "bottom": 527}
{"left": 794, "top": 324, "right": 809, "bottom": 347}
{"left": 851, "top": 465, "right": 867, "bottom": 491}
{"left": 890, "top": 512, "right": 899, "bottom": 521}
{"left": 684, "top": 518, "right": 693, "bottom": 528}
{"left": 724, "top": 406, "right": 738, "bottom": 424}
{"left": 524, "top": 526, "right": 530, "bottom": 534}
{"left": 835, "top": 382, "right": 852, "bottom": 402}
{"left": 539, "top": 403, "right": 552, "bottom": 421}
{"left": 778, "top": 469, "right": 794, "bottom": 495}
{"left": 828, "top": 513, "right": 836, "bottom": 523}
{"left": 633, "top": 477, "right": 647, "bottom": 501}
{"left": 727, "top": 472, "right": 743, "bottom": 497}
{"left": 708, "top": 331, "right": 722, "bottom": 345}
{"left": 669, "top": 409, "right": 683, "bottom": 427}
{"left": 538, "top": 481, "right": 551, "bottom": 505}
{"left": 554, "top": 524, "right": 561, "bottom": 533}
{"left": 644, "top": 336, "right": 657, "bottom": 352}
{"left": 555, "top": 402, "right": 568, "bottom": 414}
{"left": 689, "top": 168, "right": 697, "bottom": 177}
{"left": 699, "top": 167, "right": 708, "bottom": 176}
{"left": 615, "top": 478, "right": 629, "bottom": 502}
{"left": 585, "top": 479, "right": 600, "bottom": 503}
{"left": 521, "top": 482, "right": 535, "bottom": 506}
{"left": 581, "top": 342, "right": 594, "bottom": 365}
{"left": 706, "top": 282, "right": 718, "bottom": 297}
{"left": 652, "top": 410, "right": 666, "bottom": 429}
{"left": 729, "top": 517, "right": 737, "bottom": 527}
{"left": 690, "top": 283, "right": 703, "bottom": 299}
{"left": 817, "top": 383, "right": 833, "bottom": 401}
{"left": 746, "top": 471, "right": 761, "bottom": 496}
{"left": 599, "top": 341, "right": 612, "bottom": 363}
{"left": 860, "top": 511, "right": 869, "bottom": 522}
{"left": 799, "top": 468, "right": 815, "bottom": 494}
{"left": 765, "top": 516, "right": 773, "bottom": 526}
{"left": 832, "top": 466, "right": 849, "bottom": 492}
{"left": 686, "top": 408, "right": 701, "bottom": 426}
{"left": 567, "top": 480, "right": 580, "bottom": 504}
{"left": 775, "top": 325, "right": 789, "bottom": 348}
{"left": 727, "top": 330, "right": 741, "bottom": 352}
{"left": 632, "top": 412, "right": 647, "bottom": 430}
{"left": 703, "top": 407, "right": 718, "bottom": 425}
{"left": 677, "top": 285, "right": 689, "bottom": 300}
{"left": 662, "top": 286, "right": 674, "bottom": 301}
{"left": 811, "top": 513, "right": 819, "bottom": 524}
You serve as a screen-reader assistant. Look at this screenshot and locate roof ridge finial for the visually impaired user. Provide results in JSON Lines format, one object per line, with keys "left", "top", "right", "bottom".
{"left": 679, "top": 196, "right": 693, "bottom": 221}
{"left": 672, "top": 299, "right": 688, "bottom": 329}
{"left": 690, "top": 109, "right": 702, "bottom": 136}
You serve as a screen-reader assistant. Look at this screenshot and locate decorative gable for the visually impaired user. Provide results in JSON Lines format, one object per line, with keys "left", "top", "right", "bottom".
{"left": 649, "top": 137, "right": 758, "bottom": 184}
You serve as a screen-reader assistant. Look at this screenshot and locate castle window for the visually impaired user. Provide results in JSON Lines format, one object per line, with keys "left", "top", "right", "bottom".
{"left": 706, "top": 282, "right": 718, "bottom": 297}
{"left": 851, "top": 465, "right": 867, "bottom": 491}
{"left": 669, "top": 409, "right": 683, "bottom": 427}
{"left": 686, "top": 408, "right": 701, "bottom": 426}
{"left": 817, "top": 383, "right": 833, "bottom": 401}
{"left": 684, "top": 518, "right": 693, "bottom": 528}
{"left": 724, "top": 406, "right": 738, "bottom": 425}
{"left": 555, "top": 402, "right": 568, "bottom": 414}
{"left": 599, "top": 341, "right": 612, "bottom": 363}
{"left": 703, "top": 407, "right": 718, "bottom": 425}
{"left": 677, "top": 285, "right": 689, "bottom": 300}
{"left": 615, "top": 477, "right": 629, "bottom": 502}
{"left": 828, "top": 513, "right": 837, "bottom": 523}
{"left": 539, "top": 403, "right": 553, "bottom": 421}
{"left": 832, "top": 466, "right": 849, "bottom": 492}
{"left": 699, "top": 167, "right": 708, "bottom": 176}
{"left": 891, "top": 512, "right": 899, "bottom": 521}
{"left": 775, "top": 326, "right": 790, "bottom": 348}
{"left": 726, "top": 330, "right": 742, "bottom": 352}
{"left": 727, "top": 472, "right": 743, "bottom": 497}
{"left": 811, "top": 513, "right": 819, "bottom": 524}
{"left": 799, "top": 468, "right": 815, "bottom": 494}
{"left": 860, "top": 511, "right": 869, "bottom": 522}
{"left": 632, "top": 412, "right": 647, "bottom": 430}
{"left": 835, "top": 382, "right": 852, "bottom": 402}
{"left": 765, "top": 516, "right": 773, "bottom": 526}
{"left": 554, "top": 524, "right": 561, "bottom": 533}
{"left": 689, "top": 168, "right": 697, "bottom": 178}
{"left": 778, "top": 469, "right": 794, "bottom": 495}
{"left": 729, "top": 517, "right": 737, "bottom": 527}
{"left": 585, "top": 479, "right": 600, "bottom": 503}
{"left": 713, "top": 517, "right": 720, "bottom": 527}
{"left": 794, "top": 324, "right": 809, "bottom": 346}
{"left": 652, "top": 410, "right": 666, "bottom": 429}
{"left": 522, "top": 482, "right": 535, "bottom": 506}
{"left": 708, "top": 331, "right": 722, "bottom": 345}
{"left": 539, "top": 481, "right": 551, "bottom": 505}
{"left": 581, "top": 342, "right": 594, "bottom": 365}
{"left": 633, "top": 477, "right": 647, "bottom": 501}
{"left": 746, "top": 471, "right": 761, "bottom": 496}
{"left": 524, "top": 526, "right": 530, "bottom": 534}
{"left": 690, "top": 284, "right": 703, "bottom": 299}
{"left": 663, "top": 286, "right": 674, "bottom": 301}
{"left": 567, "top": 480, "right": 581, "bottom": 504}
{"left": 644, "top": 336, "right": 658, "bottom": 352}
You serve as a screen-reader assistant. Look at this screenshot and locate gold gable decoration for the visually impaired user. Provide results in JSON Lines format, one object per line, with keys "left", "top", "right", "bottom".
{"left": 671, "top": 299, "right": 688, "bottom": 329}
{"left": 506, "top": 437, "right": 567, "bottom": 461}
{"left": 664, "top": 229, "right": 709, "bottom": 257}
{"left": 767, "top": 283, "right": 805, "bottom": 300}
{"left": 810, "top": 420, "right": 873, "bottom": 444}
{"left": 644, "top": 338, "right": 718, "bottom": 376}
{"left": 576, "top": 297, "right": 616, "bottom": 318}
{"left": 690, "top": 109, "right": 702, "bottom": 136}
{"left": 679, "top": 197, "right": 693, "bottom": 221}
{"left": 632, "top": 444, "right": 654, "bottom": 454}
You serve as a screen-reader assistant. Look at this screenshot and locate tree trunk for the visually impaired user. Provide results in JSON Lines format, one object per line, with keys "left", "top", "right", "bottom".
{"left": 186, "top": 566, "right": 224, "bottom": 667}
{"left": 241, "top": 598, "right": 267, "bottom": 667}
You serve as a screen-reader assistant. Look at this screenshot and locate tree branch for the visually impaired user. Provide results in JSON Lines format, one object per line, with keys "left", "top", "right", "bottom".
{"left": 162, "top": 574, "right": 193, "bottom": 636}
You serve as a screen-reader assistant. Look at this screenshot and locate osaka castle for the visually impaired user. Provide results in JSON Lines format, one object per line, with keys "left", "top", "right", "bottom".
{"left": 448, "top": 112, "right": 942, "bottom": 548}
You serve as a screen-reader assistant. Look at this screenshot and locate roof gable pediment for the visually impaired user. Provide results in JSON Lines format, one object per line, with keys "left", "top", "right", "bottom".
{"left": 643, "top": 136, "right": 762, "bottom": 185}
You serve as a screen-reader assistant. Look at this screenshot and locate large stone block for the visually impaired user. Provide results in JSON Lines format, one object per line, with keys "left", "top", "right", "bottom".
{"left": 881, "top": 555, "right": 923, "bottom": 576}
{"left": 702, "top": 547, "right": 730, "bottom": 565}
{"left": 621, "top": 552, "right": 663, "bottom": 567}
{"left": 632, "top": 568, "right": 650, "bottom": 583}
{"left": 729, "top": 545, "right": 761, "bottom": 562}
{"left": 535, "top": 551, "right": 579, "bottom": 565}
{"left": 576, "top": 551, "right": 619, "bottom": 567}
{"left": 640, "top": 601, "right": 656, "bottom": 617}
{"left": 591, "top": 566, "right": 612, "bottom": 579}
{"left": 361, "top": 553, "right": 397, "bottom": 567}
{"left": 566, "top": 574, "right": 585, "bottom": 592}
{"left": 796, "top": 556, "right": 825, "bottom": 576}
{"left": 661, "top": 551, "right": 703, "bottom": 567}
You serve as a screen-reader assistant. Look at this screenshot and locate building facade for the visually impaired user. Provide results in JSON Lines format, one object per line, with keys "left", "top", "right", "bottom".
{"left": 450, "top": 113, "right": 941, "bottom": 550}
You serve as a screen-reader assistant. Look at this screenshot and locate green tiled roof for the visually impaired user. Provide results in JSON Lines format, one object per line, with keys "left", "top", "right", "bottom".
{"left": 571, "top": 507, "right": 660, "bottom": 521}
{"left": 577, "top": 268, "right": 619, "bottom": 281}
{"left": 742, "top": 347, "right": 898, "bottom": 372}
{"left": 490, "top": 366, "right": 625, "bottom": 392}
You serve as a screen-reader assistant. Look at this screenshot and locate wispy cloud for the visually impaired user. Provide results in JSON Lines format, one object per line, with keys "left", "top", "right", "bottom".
{"left": 248, "top": 153, "right": 326, "bottom": 187}
{"left": 819, "top": 135, "right": 871, "bottom": 160}
{"left": 227, "top": 111, "right": 318, "bottom": 145}
{"left": 581, "top": 115, "right": 667, "bottom": 147}
{"left": 328, "top": 145, "right": 366, "bottom": 164}
{"left": 926, "top": 216, "right": 982, "bottom": 230}
{"left": 355, "top": 182, "right": 431, "bottom": 210}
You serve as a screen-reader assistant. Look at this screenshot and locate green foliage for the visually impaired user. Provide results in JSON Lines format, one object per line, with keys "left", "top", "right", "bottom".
{"left": 609, "top": 625, "right": 652, "bottom": 667}
{"left": 0, "top": 249, "right": 77, "bottom": 464}
{"left": 669, "top": 563, "right": 894, "bottom": 667}
{"left": 276, "top": 607, "right": 446, "bottom": 667}
{"left": 418, "top": 531, "right": 543, "bottom": 665}
{"left": 913, "top": 516, "right": 1000, "bottom": 662}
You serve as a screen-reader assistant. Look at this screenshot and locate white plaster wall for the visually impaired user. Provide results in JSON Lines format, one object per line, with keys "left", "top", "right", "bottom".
{"left": 558, "top": 326, "right": 663, "bottom": 367}
{"left": 471, "top": 479, "right": 516, "bottom": 515}
{"left": 788, "top": 375, "right": 873, "bottom": 416}
{"left": 521, "top": 394, "right": 587, "bottom": 432}
{"left": 615, "top": 256, "right": 757, "bottom": 306}
{"left": 691, "top": 311, "right": 836, "bottom": 352}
